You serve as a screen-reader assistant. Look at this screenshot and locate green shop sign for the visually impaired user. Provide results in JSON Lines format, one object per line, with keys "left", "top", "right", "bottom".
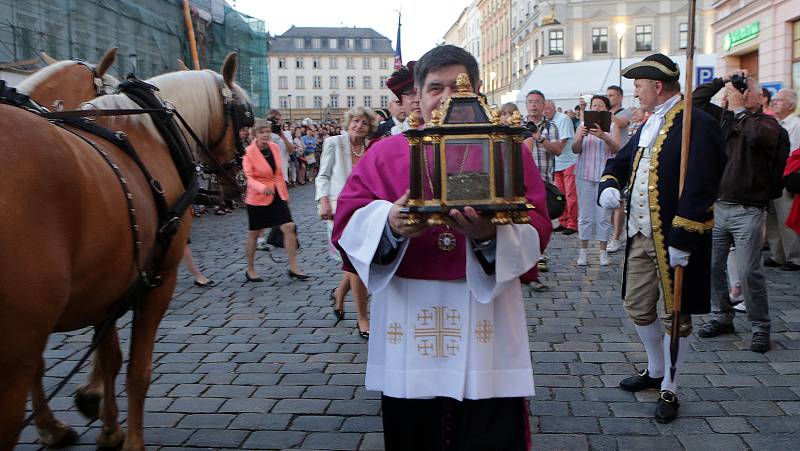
{"left": 724, "top": 21, "right": 760, "bottom": 51}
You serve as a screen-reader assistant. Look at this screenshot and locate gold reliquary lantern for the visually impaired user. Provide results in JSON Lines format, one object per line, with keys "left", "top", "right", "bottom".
{"left": 402, "top": 73, "right": 534, "bottom": 226}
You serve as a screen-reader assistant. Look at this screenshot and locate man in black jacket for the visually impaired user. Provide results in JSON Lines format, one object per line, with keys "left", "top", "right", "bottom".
{"left": 693, "top": 71, "right": 790, "bottom": 353}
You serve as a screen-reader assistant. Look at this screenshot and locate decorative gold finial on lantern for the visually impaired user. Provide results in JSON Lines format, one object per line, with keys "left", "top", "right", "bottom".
{"left": 511, "top": 110, "right": 523, "bottom": 127}
{"left": 490, "top": 108, "right": 501, "bottom": 125}
{"left": 430, "top": 108, "right": 443, "bottom": 126}
{"left": 456, "top": 73, "right": 471, "bottom": 93}
{"left": 408, "top": 111, "right": 420, "bottom": 129}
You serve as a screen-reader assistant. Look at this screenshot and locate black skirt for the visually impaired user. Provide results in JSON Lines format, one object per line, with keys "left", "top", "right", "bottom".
{"left": 246, "top": 197, "right": 293, "bottom": 231}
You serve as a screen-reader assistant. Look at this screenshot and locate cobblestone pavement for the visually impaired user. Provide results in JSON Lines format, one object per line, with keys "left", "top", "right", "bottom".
{"left": 18, "top": 183, "right": 800, "bottom": 450}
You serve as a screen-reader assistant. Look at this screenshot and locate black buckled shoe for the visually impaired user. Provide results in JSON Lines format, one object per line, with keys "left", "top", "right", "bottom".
{"left": 697, "top": 319, "right": 735, "bottom": 338}
{"left": 655, "top": 390, "right": 680, "bottom": 423}
{"left": 751, "top": 332, "right": 771, "bottom": 353}
{"left": 619, "top": 368, "right": 664, "bottom": 392}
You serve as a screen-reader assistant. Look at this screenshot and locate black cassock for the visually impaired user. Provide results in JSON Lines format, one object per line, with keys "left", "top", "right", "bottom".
{"left": 599, "top": 102, "right": 726, "bottom": 315}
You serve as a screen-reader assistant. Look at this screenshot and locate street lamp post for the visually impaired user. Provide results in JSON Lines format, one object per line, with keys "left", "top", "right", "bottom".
{"left": 288, "top": 94, "right": 293, "bottom": 124}
{"left": 615, "top": 23, "right": 626, "bottom": 88}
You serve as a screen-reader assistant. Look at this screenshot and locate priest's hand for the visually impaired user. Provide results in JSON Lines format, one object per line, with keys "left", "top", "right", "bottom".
{"left": 388, "top": 190, "right": 428, "bottom": 238}
{"left": 599, "top": 188, "right": 620, "bottom": 209}
{"left": 447, "top": 207, "right": 496, "bottom": 241}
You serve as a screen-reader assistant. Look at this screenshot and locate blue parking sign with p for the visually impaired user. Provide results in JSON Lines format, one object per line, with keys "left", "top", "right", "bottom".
{"left": 696, "top": 67, "right": 715, "bottom": 84}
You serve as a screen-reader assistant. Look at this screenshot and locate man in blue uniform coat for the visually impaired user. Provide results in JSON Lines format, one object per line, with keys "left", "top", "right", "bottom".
{"left": 598, "top": 54, "right": 726, "bottom": 423}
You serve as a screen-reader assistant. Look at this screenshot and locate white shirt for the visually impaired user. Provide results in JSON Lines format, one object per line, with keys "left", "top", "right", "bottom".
{"left": 628, "top": 94, "right": 682, "bottom": 238}
{"left": 271, "top": 131, "right": 292, "bottom": 182}
{"left": 390, "top": 117, "right": 411, "bottom": 136}
{"left": 339, "top": 201, "right": 541, "bottom": 400}
{"left": 779, "top": 113, "right": 800, "bottom": 154}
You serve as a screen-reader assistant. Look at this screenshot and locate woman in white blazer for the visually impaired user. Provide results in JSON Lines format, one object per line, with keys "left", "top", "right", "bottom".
{"left": 315, "top": 106, "right": 378, "bottom": 339}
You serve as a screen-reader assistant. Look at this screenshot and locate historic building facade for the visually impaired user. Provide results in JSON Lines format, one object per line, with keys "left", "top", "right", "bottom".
{"left": 268, "top": 26, "right": 394, "bottom": 121}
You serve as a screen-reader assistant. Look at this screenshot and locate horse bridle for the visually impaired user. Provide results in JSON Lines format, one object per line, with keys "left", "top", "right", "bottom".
{"left": 74, "top": 59, "right": 117, "bottom": 96}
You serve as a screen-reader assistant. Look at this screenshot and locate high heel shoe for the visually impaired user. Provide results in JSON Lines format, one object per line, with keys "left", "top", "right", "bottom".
{"left": 357, "top": 323, "right": 370, "bottom": 340}
{"left": 331, "top": 288, "right": 345, "bottom": 321}
{"left": 288, "top": 270, "right": 310, "bottom": 280}
{"left": 244, "top": 271, "right": 263, "bottom": 283}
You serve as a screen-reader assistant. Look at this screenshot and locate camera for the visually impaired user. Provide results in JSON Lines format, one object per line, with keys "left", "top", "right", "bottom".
{"left": 268, "top": 117, "right": 281, "bottom": 134}
{"left": 524, "top": 121, "right": 538, "bottom": 134}
{"left": 730, "top": 73, "right": 748, "bottom": 94}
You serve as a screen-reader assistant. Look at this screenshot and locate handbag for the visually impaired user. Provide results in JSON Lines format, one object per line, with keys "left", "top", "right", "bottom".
{"left": 267, "top": 225, "right": 300, "bottom": 249}
{"left": 545, "top": 182, "right": 566, "bottom": 220}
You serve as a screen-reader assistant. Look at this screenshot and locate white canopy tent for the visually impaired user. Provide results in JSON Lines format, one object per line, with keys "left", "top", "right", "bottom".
{"left": 515, "top": 53, "right": 718, "bottom": 112}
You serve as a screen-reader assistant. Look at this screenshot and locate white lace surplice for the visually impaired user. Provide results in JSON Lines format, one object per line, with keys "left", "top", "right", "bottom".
{"left": 339, "top": 200, "right": 541, "bottom": 401}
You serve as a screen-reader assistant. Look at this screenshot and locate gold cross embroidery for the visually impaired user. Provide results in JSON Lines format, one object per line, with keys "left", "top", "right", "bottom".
{"left": 414, "top": 306, "right": 462, "bottom": 358}
{"left": 475, "top": 320, "right": 493, "bottom": 344}
{"left": 387, "top": 322, "right": 403, "bottom": 344}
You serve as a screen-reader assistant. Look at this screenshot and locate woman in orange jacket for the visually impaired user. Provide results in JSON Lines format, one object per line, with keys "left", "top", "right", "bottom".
{"left": 243, "top": 124, "right": 308, "bottom": 281}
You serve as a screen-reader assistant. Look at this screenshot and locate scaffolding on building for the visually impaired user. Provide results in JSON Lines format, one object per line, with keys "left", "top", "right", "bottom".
{"left": 0, "top": 0, "right": 268, "bottom": 115}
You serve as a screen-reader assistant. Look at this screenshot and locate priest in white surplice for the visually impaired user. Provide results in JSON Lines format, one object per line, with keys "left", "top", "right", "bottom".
{"left": 332, "top": 45, "right": 552, "bottom": 451}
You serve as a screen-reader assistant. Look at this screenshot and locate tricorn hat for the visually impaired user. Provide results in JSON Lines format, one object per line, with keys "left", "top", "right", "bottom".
{"left": 621, "top": 53, "right": 680, "bottom": 82}
{"left": 387, "top": 61, "right": 416, "bottom": 98}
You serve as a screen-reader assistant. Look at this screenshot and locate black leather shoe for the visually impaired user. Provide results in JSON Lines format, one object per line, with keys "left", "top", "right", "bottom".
{"left": 244, "top": 271, "right": 263, "bottom": 283}
{"left": 697, "top": 320, "right": 735, "bottom": 338}
{"left": 751, "top": 332, "right": 771, "bottom": 353}
{"left": 288, "top": 270, "right": 310, "bottom": 280}
{"left": 331, "top": 288, "right": 345, "bottom": 321}
{"left": 655, "top": 390, "right": 680, "bottom": 423}
{"left": 562, "top": 228, "right": 578, "bottom": 235}
{"left": 357, "top": 324, "right": 370, "bottom": 340}
{"left": 619, "top": 368, "right": 663, "bottom": 392}
{"left": 764, "top": 257, "right": 782, "bottom": 267}
{"left": 781, "top": 262, "right": 800, "bottom": 271}
{"left": 553, "top": 225, "right": 566, "bottom": 232}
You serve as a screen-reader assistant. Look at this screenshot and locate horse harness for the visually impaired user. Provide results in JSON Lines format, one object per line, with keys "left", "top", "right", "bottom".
{"left": 0, "top": 76, "right": 252, "bottom": 315}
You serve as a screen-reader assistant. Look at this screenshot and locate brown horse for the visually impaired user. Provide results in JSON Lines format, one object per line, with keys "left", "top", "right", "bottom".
{"left": 0, "top": 53, "right": 248, "bottom": 450}
{"left": 16, "top": 48, "right": 119, "bottom": 111}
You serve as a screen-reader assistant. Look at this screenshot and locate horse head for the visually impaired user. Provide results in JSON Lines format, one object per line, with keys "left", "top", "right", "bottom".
{"left": 17, "top": 47, "right": 119, "bottom": 110}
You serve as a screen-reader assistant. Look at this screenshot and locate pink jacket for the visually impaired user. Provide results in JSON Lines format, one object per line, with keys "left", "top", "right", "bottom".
{"left": 243, "top": 141, "right": 289, "bottom": 206}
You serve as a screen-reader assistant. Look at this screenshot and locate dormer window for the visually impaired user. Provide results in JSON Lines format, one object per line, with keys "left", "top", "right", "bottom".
{"left": 295, "top": 38, "right": 304, "bottom": 49}
{"left": 329, "top": 38, "right": 338, "bottom": 49}
{"left": 362, "top": 38, "right": 371, "bottom": 49}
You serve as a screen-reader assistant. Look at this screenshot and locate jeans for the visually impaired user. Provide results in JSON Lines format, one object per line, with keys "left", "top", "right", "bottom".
{"left": 710, "top": 201, "right": 770, "bottom": 333}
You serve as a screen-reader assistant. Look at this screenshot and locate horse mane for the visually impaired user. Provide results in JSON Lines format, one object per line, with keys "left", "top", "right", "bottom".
{"left": 84, "top": 70, "right": 248, "bottom": 152}
{"left": 16, "top": 60, "right": 119, "bottom": 95}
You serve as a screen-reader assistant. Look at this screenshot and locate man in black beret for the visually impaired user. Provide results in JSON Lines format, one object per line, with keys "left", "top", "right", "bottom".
{"left": 371, "top": 61, "right": 420, "bottom": 143}
{"left": 598, "top": 53, "right": 726, "bottom": 422}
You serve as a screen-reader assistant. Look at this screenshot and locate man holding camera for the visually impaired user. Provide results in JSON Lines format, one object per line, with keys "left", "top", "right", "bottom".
{"left": 598, "top": 54, "right": 725, "bottom": 422}
{"left": 693, "top": 71, "right": 790, "bottom": 353}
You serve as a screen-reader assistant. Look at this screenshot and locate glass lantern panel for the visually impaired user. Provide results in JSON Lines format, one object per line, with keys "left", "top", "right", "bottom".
{"left": 421, "top": 142, "right": 437, "bottom": 201}
{"left": 444, "top": 138, "right": 490, "bottom": 202}
{"left": 494, "top": 140, "right": 514, "bottom": 199}
{"left": 444, "top": 100, "right": 489, "bottom": 124}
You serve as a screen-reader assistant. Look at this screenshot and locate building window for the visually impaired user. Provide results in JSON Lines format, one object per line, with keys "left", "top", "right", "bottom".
{"left": 346, "top": 76, "right": 356, "bottom": 89}
{"left": 313, "top": 96, "right": 323, "bottom": 109}
{"left": 330, "top": 76, "right": 339, "bottom": 89}
{"left": 363, "top": 38, "right": 371, "bottom": 49}
{"left": 313, "top": 76, "right": 322, "bottom": 89}
{"left": 548, "top": 30, "right": 564, "bottom": 55}
{"left": 279, "top": 96, "right": 289, "bottom": 109}
{"left": 793, "top": 21, "right": 800, "bottom": 88}
{"left": 380, "top": 95, "right": 389, "bottom": 108}
{"left": 363, "top": 57, "right": 371, "bottom": 69}
{"left": 313, "top": 57, "right": 321, "bottom": 69}
{"left": 329, "top": 57, "right": 338, "bottom": 69}
{"left": 295, "top": 76, "right": 305, "bottom": 89}
{"left": 592, "top": 27, "right": 608, "bottom": 54}
{"left": 312, "top": 38, "right": 321, "bottom": 49}
{"left": 679, "top": 23, "right": 688, "bottom": 50}
{"left": 364, "top": 96, "right": 372, "bottom": 107}
{"left": 635, "top": 24, "right": 653, "bottom": 52}
{"left": 329, "top": 38, "right": 338, "bottom": 49}
{"left": 278, "top": 57, "right": 286, "bottom": 69}
{"left": 278, "top": 76, "right": 288, "bottom": 89}
{"left": 380, "top": 76, "right": 388, "bottom": 88}
{"left": 363, "top": 76, "right": 372, "bottom": 89}
{"left": 347, "top": 95, "right": 356, "bottom": 107}
{"left": 346, "top": 38, "right": 355, "bottom": 49}
{"left": 295, "top": 57, "right": 304, "bottom": 69}
{"left": 346, "top": 57, "right": 355, "bottom": 69}
{"left": 296, "top": 96, "right": 305, "bottom": 108}
{"left": 380, "top": 58, "right": 389, "bottom": 69}
{"left": 330, "top": 94, "right": 339, "bottom": 108}
{"left": 295, "top": 38, "right": 304, "bottom": 49}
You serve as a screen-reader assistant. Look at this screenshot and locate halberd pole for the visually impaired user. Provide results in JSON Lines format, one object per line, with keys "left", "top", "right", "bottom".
{"left": 671, "top": 0, "right": 698, "bottom": 380}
